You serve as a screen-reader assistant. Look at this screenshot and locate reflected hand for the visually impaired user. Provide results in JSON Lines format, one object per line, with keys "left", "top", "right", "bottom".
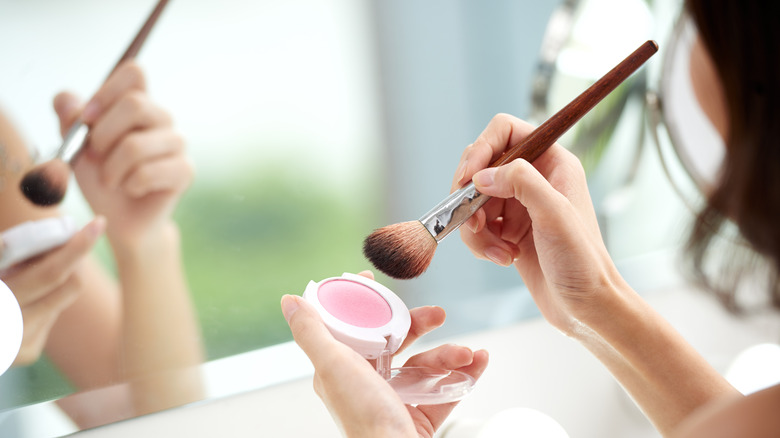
{"left": 453, "top": 113, "right": 628, "bottom": 334}
{"left": 0, "top": 217, "right": 105, "bottom": 365}
{"left": 282, "top": 271, "right": 488, "bottom": 438}
{"left": 53, "top": 62, "right": 193, "bottom": 246}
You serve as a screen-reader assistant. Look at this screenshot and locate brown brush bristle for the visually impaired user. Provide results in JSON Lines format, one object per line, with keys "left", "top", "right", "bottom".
{"left": 20, "top": 160, "right": 70, "bottom": 206}
{"left": 362, "top": 221, "right": 438, "bottom": 279}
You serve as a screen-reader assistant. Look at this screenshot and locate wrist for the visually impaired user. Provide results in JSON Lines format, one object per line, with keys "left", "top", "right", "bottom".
{"left": 568, "top": 270, "right": 643, "bottom": 344}
{"left": 571, "top": 270, "right": 674, "bottom": 366}
{"left": 108, "top": 220, "right": 181, "bottom": 262}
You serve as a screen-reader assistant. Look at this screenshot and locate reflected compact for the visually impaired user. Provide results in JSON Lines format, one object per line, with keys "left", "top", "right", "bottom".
{"left": 303, "top": 272, "right": 475, "bottom": 405}
{"left": 0, "top": 216, "right": 77, "bottom": 270}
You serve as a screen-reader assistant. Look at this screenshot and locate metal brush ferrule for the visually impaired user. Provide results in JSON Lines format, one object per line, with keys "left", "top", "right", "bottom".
{"left": 419, "top": 182, "right": 490, "bottom": 242}
{"left": 56, "top": 121, "right": 89, "bottom": 163}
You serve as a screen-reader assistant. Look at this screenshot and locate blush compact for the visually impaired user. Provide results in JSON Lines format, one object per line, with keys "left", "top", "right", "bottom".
{"left": 302, "top": 272, "right": 476, "bottom": 405}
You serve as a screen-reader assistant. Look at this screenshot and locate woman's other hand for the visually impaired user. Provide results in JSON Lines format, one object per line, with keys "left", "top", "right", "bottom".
{"left": 1, "top": 217, "right": 105, "bottom": 365}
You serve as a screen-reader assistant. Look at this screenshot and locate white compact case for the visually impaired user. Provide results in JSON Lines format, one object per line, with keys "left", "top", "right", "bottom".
{"left": 302, "top": 272, "right": 411, "bottom": 359}
{"left": 303, "top": 273, "right": 477, "bottom": 406}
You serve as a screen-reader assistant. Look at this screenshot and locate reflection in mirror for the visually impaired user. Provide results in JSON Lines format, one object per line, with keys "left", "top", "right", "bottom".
{"left": 0, "top": 0, "right": 381, "bottom": 435}
{"left": 0, "top": 0, "right": 207, "bottom": 433}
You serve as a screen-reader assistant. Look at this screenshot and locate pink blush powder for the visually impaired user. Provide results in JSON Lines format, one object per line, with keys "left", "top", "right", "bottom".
{"left": 318, "top": 280, "right": 392, "bottom": 328}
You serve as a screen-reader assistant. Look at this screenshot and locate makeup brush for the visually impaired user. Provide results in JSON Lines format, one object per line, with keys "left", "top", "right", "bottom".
{"left": 364, "top": 40, "right": 659, "bottom": 279}
{"left": 20, "top": 0, "right": 171, "bottom": 207}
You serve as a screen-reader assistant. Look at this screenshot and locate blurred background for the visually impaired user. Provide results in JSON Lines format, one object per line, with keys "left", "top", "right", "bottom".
{"left": 0, "top": 0, "right": 706, "bottom": 432}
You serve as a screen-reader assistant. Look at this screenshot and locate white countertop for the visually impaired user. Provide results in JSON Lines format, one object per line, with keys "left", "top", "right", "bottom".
{"left": 59, "top": 280, "right": 780, "bottom": 438}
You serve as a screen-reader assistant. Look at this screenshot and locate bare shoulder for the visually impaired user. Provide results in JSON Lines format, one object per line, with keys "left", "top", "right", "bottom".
{"left": 672, "top": 384, "right": 780, "bottom": 438}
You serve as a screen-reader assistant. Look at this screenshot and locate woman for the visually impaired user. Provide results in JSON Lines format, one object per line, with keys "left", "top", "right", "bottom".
{"left": 283, "top": 1, "right": 780, "bottom": 436}
{"left": 0, "top": 61, "right": 203, "bottom": 427}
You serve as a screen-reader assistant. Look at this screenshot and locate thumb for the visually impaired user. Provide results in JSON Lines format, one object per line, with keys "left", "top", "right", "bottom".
{"left": 282, "top": 295, "right": 344, "bottom": 365}
{"left": 473, "top": 159, "right": 569, "bottom": 225}
{"left": 52, "top": 92, "right": 84, "bottom": 138}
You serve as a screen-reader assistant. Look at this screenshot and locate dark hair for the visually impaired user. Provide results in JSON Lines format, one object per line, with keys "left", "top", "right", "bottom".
{"left": 685, "top": 1, "right": 780, "bottom": 310}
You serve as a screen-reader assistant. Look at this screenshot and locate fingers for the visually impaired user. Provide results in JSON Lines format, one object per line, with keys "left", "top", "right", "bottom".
{"left": 54, "top": 62, "right": 177, "bottom": 183}
{"left": 403, "top": 343, "right": 475, "bottom": 370}
{"left": 81, "top": 61, "right": 147, "bottom": 125}
{"left": 4, "top": 218, "right": 103, "bottom": 366}
{"left": 13, "top": 277, "right": 82, "bottom": 365}
{"left": 416, "top": 349, "right": 489, "bottom": 430}
{"left": 53, "top": 92, "right": 85, "bottom": 138}
{"left": 282, "top": 294, "right": 360, "bottom": 368}
{"left": 395, "top": 306, "right": 446, "bottom": 355}
{"left": 54, "top": 62, "right": 150, "bottom": 142}
{"left": 459, "top": 198, "right": 521, "bottom": 267}
{"left": 124, "top": 154, "right": 195, "bottom": 198}
{"left": 101, "top": 129, "right": 190, "bottom": 194}
{"left": 88, "top": 92, "right": 173, "bottom": 159}
{"left": 450, "top": 113, "right": 542, "bottom": 265}
{"left": 356, "top": 270, "right": 375, "bottom": 281}
{"left": 460, "top": 228, "right": 520, "bottom": 267}
{"left": 2, "top": 217, "right": 105, "bottom": 306}
{"left": 281, "top": 294, "right": 327, "bottom": 354}
{"left": 78, "top": 62, "right": 172, "bottom": 162}
{"left": 473, "top": 157, "right": 571, "bottom": 229}
{"left": 451, "top": 114, "right": 537, "bottom": 191}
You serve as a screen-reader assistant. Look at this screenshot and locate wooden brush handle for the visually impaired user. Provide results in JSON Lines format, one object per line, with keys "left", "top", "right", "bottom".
{"left": 110, "top": 0, "right": 171, "bottom": 75}
{"left": 490, "top": 40, "right": 658, "bottom": 167}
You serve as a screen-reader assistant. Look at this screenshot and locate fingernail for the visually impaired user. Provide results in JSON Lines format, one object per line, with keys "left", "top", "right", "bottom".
{"left": 82, "top": 100, "right": 100, "bottom": 122}
{"left": 87, "top": 216, "right": 106, "bottom": 238}
{"left": 485, "top": 246, "right": 512, "bottom": 266}
{"left": 473, "top": 168, "right": 496, "bottom": 188}
{"left": 281, "top": 295, "right": 300, "bottom": 322}
{"left": 455, "top": 159, "right": 468, "bottom": 185}
{"left": 58, "top": 98, "right": 80, "bottom": 118}
{"left": 466, "top": 217, "right": 478, "bottom": 233}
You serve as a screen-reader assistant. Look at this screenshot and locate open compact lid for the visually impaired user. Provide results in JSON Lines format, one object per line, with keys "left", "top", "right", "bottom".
{"left": 303, "top": 272, "right": 411, "bottom": 359}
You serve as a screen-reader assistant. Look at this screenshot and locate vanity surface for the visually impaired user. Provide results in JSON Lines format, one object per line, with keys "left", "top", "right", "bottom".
{"left": 50, "top": 280, "right": 779, "bottom": 438}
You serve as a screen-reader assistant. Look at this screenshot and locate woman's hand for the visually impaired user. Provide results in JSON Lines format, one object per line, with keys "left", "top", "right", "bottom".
{"left": 282, "top": 272, "right": 488, "bottom": 438}
{"left": 53, "top": 62, "right": 193, "bottom": 247}
{"left": 1, "top": 217, "right": 105, "bottom": 365}
{"left": 453, "top": 113, "right": 629, "bottom": 335}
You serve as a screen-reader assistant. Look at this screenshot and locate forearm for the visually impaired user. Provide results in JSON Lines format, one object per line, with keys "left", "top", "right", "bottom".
{"left": 112, "top": 221, "right": 203, "bottom": 370}
{"left": 576, "top": 282, "right": 740, "bottom": 436}
{"left": 45, "top": 257, "right": 123, "bottom": 388}
{"left": 111, "top": 221, "right": 205, "bottom": 412}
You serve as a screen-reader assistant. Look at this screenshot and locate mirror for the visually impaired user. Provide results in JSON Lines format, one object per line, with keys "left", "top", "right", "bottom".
{"left": 647, "top": 9, "right": 725, "bottom": 207}
{"left": 0, "top": 0, "right": 383, "bottom": 434}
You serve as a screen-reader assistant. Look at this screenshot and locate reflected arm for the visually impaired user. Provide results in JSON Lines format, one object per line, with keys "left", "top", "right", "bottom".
{"left": 111, "top": 221, "right": 205, "bottom": 416}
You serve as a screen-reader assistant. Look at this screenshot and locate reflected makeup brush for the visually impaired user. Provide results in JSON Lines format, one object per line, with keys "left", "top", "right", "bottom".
{"left": 364, "top": 40, "right": 659, "bottom": 279}
{"left": 20, "top": 0, "right": 171, "bottom": 206}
